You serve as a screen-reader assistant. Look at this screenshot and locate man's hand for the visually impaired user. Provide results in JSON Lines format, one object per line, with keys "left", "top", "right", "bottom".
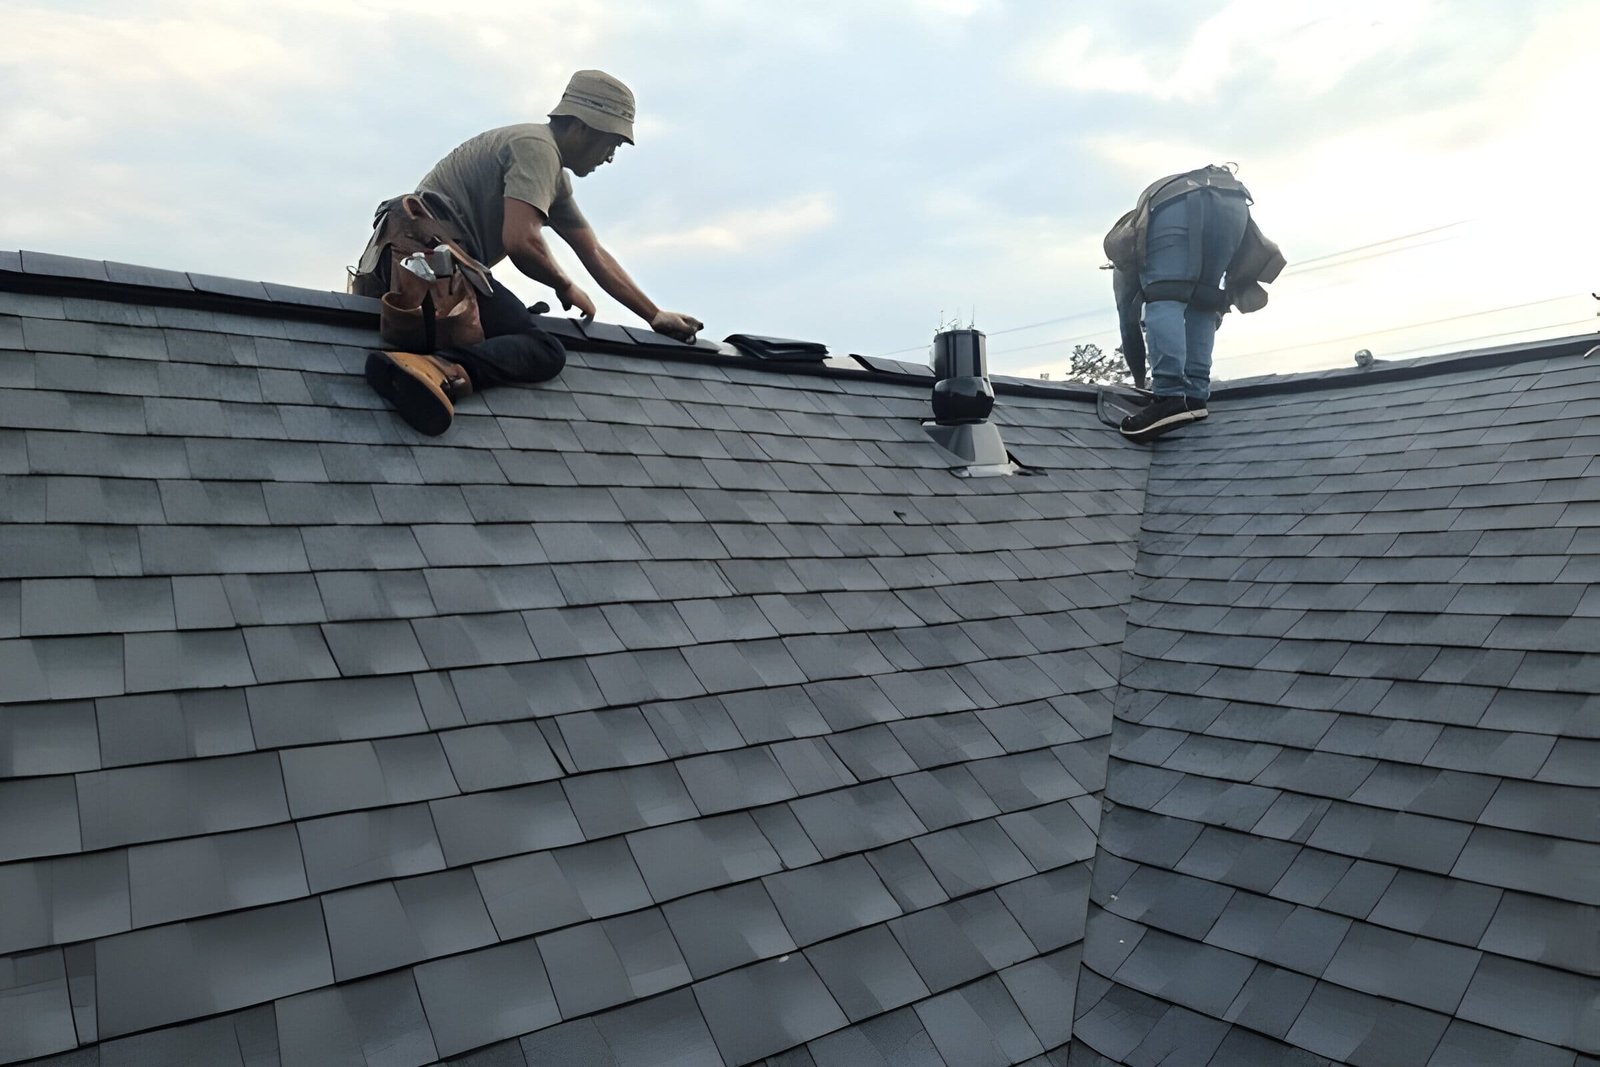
{"left": 650, "top": 310, "right": 704, "bottom": 343}
{"left": 557, "top": 280, "right": 596, "bottom": 319}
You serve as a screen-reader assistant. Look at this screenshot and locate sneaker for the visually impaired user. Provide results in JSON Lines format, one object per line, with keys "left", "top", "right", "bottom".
{"left": 365, "top": 350, "right": 473, "bottom": 437}
{"left": 1119, "top": 395, "right": 1195, "bottom": 442}
{"left": 1186, "top": 396, "right": 1209, "bottom": 421}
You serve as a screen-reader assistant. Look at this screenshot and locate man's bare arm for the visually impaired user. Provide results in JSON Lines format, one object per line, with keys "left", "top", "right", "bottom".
{"left": 501, "top": 197, "right": 595, "bottom": 318}
{"left": 551, "top": 216, "right": 703, "bottom": 341}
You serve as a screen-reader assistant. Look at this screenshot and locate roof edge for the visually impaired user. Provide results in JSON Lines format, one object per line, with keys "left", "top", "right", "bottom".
{"left": 0, "top": 253, "right": 1105, "bottom": 402}
{"left": 6, "top": 251, "right": 1591, "bottom": 400}
{"left": 1212, "top": 331, "right": 1599, "bottom": 399}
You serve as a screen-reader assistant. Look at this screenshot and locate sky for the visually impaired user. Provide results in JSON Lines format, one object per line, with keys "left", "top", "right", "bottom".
{"left": 3, "top": 0, "right": 1596, "bottom": 381}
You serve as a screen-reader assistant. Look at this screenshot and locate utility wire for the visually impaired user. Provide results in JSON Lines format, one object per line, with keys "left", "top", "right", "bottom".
{"left": 874, "top": 220, "right": 1477, "bottom": 358}
{"left": 1224, "top": 294, "right": 1585, "bottom": 362}
{"left": 1279, "top": 220, "right": 1469, "bottom": 272}
{"left": 872, "top": 307, "right": 1108, "bottom": 357}
{"left": 1381, "top": 317, "right": 1597, "bottom": 359}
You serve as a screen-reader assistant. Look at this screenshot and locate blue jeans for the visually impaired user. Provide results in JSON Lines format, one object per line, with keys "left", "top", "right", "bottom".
{"left": 1139, "top": 189, "right": 1249, "bottom": 400}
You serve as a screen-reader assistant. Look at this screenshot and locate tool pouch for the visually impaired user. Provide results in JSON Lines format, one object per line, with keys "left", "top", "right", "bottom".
{"left": 351, "top": 194, "right": 494, "bottom": 352}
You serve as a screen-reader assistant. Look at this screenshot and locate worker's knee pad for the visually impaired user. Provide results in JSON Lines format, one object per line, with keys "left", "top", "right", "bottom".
{"left": 1142, "top": 279, "right": 1196, "bottom": 304}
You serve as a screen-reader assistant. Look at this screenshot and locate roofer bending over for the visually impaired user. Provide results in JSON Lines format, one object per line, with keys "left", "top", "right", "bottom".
{"left": 350, "top": 69, "right": 703, "bottom": 436}
{"left": 1104, "top": 164, "right": 1284, "bottom": 443}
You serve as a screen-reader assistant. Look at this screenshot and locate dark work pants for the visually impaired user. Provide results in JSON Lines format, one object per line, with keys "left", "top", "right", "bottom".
{"left": 442, "top": 272, "right": 566, "bottom": 390}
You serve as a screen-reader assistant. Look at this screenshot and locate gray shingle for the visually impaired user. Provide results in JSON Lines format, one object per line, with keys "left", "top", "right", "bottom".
{"left": 866, "top": 841, "right": 950, "bottom": 913}
{"left": 915, "top": 976, "right": 1044, "bottom": 1067}
{"left": 539, "top": 908, "right": 691, "bottom": 1018}
{"left": 1322, "top": 922, "right": 1481, "bottom": 1014}
{"left": 1, "top": 634, "right": 125, "bottom": 703}
{"left": 890, "top": 891, "right": 1037, "bottom": 993}
{"left": 806, "top": 1006, "right": 945, "bottom": 1067}
{"left": 805, "top": 924, "right": 928, "bottom": 1022}
{"left": 998, "top": 864, "right": 1091, "bottom": 953}
{"left": 677, "top": 746, "right": 798, "bottom": 814}
{"left": 450, "top": 658, "right": 606, "bottom": 723}
{"left": 557, "top": 707, "right": 670, "bottom": 772}
{"left": 1000, "top": 948, "right": 1081, "bottom": 1051}
{"left": 549, "top": 987, "right": 724, "bottom": 1067}
{"left": 752, "top": 802, "right": 825, "bottom": 870}
{"left": 94, "top": 1005, "right": 279, "bottom": 1067}
{"left": 430, "top": 781, "right": 584, "bottom": 865}
{"left": 694, "top": 955, "right": 848, "bottom": 1065}
{"left": 1284, "top": 981, "right": 1450, "bottom": 1066}
{"left": 322, "top": 868, "right": 498, "bottom": 980}
{"left": 663, "top": 881, "right": 796, "bottom": 979}
{"left": 723, "top": 683, "right": 832, "bottom": 743}
{"left": 439, "top": 721, "right": 563, "bottom": 792}
{"left": 127, "top": 823, "right": 307, "bottom": 927}
{"left": 1113, "top": 928, "right": 1258, "bottom": 1018}
{"left": 912, "top": 818, "right": 1036, "bottom": 897}
{"left": 0, "top": 848, "right": 129, "bottom": 953}
{"left": 788, "top": 780, "right": 927, "bottom": 858}
{"left": 0, "top": 948, "right": 77, "bottom": 1063}
{"left": 274, "top": 970, "right": 438, "bottom": 1067}
{"left": 296, "top": 803, "right": 446, "bottom": 893}
{"left": 0, "top": 699, "right": 100, "bottom": 776}
{"left": 19, "top": 577, "right": 174, "bottom": 638}
{"left": 1367, "top": 869, "right": 1503, "bottom": 946}
{"left": 564, "top": 762, "right": 698, "bottom": 839}
{"left": 96, "top": 689, "right": 255, "bottom": 767}
{"left": 473, "top": 836, "right": 652, "bottom": 940}
{"left": 414, "top": 938, "right": 560, "bottom": 1057}
{"left": 247, "top": 674, "right": 428, "bottom": 748}
{"left": 1456, "top": 953, "right": 1599, "bottom": 1050}
{"left": 280, "top": 734, "right": 457, "bottom": 818}
{"left": 1453, "top": 826, "right": 1600, "bottom": 905}
{"left": 764, "top": 855, "right": 901, "bottom": 946}
{"left": 412, "top": 611, "right": 537, "bottom": 670}
{"left": 76, "top": 751, "right": 288, "bottom": 849}
{"left": 1426, "top": 1020, "right": 1581, "bottom": 1067}
{"left": 1479, "top": 892, "right": 1599, "bottom": 975}
{"left": 1222, "top": 962, "right": 1317, "bottom": 1040}
{"left": 95, "top": 898, "right": 333, "bottom": 1038}
{"left": 241, "top": 624, "right": 339, "bottom": 683}
{"left": 320, "top": 618, "right": 429, "bottom": 676}
{"left": 628, "top": 812, "right": 782, "bottom": 901}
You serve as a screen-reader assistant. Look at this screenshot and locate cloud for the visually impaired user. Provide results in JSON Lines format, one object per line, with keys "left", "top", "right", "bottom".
{"left": 1025, "top": 0, "right": 1435, "bottom": 101}
{"left": 620, "top": 193, "right": 838, "bottom": 255}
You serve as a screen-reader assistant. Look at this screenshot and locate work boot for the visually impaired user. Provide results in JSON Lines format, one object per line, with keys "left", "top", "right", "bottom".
{"left": 1119, "top": 395, "right": 1194, "bottom": 443}
{"left": 364, "top": 350, "right": 473, "bottom": 436}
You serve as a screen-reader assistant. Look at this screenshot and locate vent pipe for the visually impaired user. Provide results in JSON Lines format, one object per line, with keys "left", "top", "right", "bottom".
{"left": 922, "top": 327, "right": 1016, "bottom": 475}
{"left": 930, "top": 329, "right": 995, "bottom": 424}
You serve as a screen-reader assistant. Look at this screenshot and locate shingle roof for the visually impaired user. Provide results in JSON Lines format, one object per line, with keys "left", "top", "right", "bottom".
{"left": 1082, "top": 344, "right": 1600, "bottom": 1065}
{"left": 2, "top": 250, "right": 1596, "bottom": 1066}
{"left": 0, "top": 253, "right": 1128, "bottom": 1066}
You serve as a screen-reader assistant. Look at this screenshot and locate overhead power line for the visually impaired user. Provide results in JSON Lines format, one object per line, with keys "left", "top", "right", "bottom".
{"left": 1224, "top": 294, "right": 1586, "bottom": 362}
{"left": 872, "top": 307, "right": 1108, "bottom": 357}
{"left": 873, "top": 220, "right": 1477, "bottom": 358}
{"left": 1280, "top": 220, "right": 1469, "bottom": 273}
{"left": 1381, "top": 317, "right": 1597, "bottom": 359}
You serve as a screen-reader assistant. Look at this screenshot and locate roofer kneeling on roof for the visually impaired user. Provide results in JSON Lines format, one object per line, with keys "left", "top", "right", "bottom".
{"left": 1104, "top": 164, "right": 1284, "bottom": 443}
{"left": 349, "top": 70, "right": 704, "bottom": 436}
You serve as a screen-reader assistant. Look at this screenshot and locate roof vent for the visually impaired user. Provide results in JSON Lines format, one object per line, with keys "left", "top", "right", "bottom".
{"left": 725, "top": 334, "right": 827, "bottom": 363}
{"left": 922, "top": 328, "right": 1018, "bottom": 476}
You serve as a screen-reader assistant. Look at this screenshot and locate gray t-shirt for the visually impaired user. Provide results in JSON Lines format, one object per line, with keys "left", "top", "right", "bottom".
{"left": 416, "top": 123, "right": 588, "bottom": 266}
